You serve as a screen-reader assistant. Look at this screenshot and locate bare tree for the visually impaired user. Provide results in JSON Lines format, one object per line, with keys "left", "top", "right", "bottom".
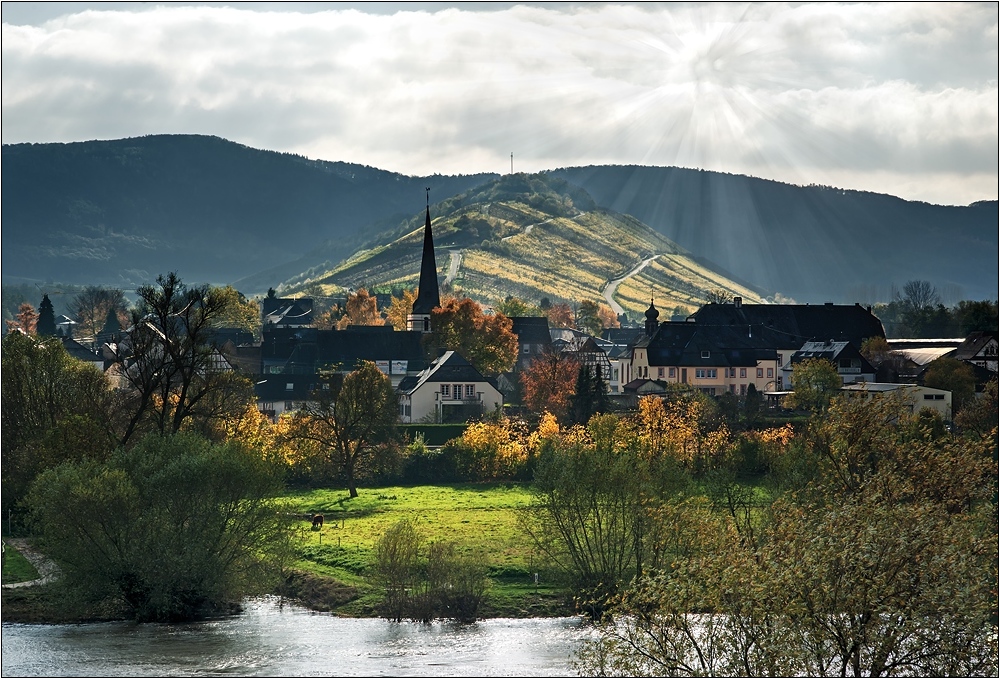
{"left": 112, "top": 273, "right": 250, "bottom": 445}
{"left": 898, "top": 280, "right": 940, "bottom": 310}
{"left": 69, "top": 286, "right": 127, "bottom": 341}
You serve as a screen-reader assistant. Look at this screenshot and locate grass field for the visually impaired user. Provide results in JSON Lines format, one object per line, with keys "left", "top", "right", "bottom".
{"left": 280, "top": 483, "right": 570, "bottom": 616}
{"left": 1, "top": 545, "right": 40, "bottom": 585}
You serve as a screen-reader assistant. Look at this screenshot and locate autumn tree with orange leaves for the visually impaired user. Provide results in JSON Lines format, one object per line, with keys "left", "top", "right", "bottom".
{"left": 520, "top": 348, "right": 580, "bottom": 421}
{"left": 427, "top": 297, "right": 517, "bottom": 376}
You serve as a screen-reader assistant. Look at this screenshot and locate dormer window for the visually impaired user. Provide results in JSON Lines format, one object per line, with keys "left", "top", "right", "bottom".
{"left": 701, "top": 350, "right": 710, "bottom": 359}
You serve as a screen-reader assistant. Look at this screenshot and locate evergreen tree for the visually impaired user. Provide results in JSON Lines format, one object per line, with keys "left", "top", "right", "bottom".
{"left": 36, "top": 294, "right": 57, "bottom": 336}
{"left": 98, "top": 306, "right": 122, "bottom": 342}
{"left": 571, "top": 364, "right": 611, "bottom": 424}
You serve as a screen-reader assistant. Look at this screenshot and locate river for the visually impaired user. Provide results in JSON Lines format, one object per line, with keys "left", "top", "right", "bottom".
{"left": 1, "top": 597, "right": 592, "bottom": 677}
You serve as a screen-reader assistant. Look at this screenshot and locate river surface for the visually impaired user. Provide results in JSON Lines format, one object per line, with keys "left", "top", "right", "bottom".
{"left": 1, "top": 597, "right": 592, "bottom": 677}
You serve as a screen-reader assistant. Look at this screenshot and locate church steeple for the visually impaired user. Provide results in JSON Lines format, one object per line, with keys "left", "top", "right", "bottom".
{"left": 408, "top": 188, "right": 440, "bottom": 332}
{"left": 644, "top": 298, "right": 660, "bottom": 337}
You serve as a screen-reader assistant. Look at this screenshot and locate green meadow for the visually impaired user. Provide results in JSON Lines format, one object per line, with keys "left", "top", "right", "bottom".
{"left": 280, "top": 483, "right": 571, "bottom": 616}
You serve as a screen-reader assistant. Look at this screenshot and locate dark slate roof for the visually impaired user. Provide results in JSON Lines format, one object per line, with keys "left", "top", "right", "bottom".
{"left": 412, "top": 205, "right": 441, "bottom": 315}
{"left": 255, "top": 374, "right": 318, "bottom": 401}
{"left": 601, "top": 327, "right": 645, "bottom": 345}
{"left": 645, "top": 322, "right": 777, "bottom": 368}
{"left": 950, "top": 331, "right": 998, "bottom": 361}
{"left": 262, "top": 296, "right": 313, "bottom": 318}
{"left": 689, "top": 302, "right": 885, "bottom": 347}
{"left": 262, "top": 326, "right": 426, "bottom": 374}
{"left": 207, "top": 327, "right": 254, "bottom": 348}
{"left": 510, "top": 316, "right": 551, "bottom": 345}
{"left": 61, "top": 336, "right": 100, "bottom": 362}
{"left": 399, "top": 351, "right": 495, "bottom": 394}
{"left": 790, "top": 340, "right": 875, "bottom": 373}
{"left": 263, "top": 300, "right": 314, "bottom": 326}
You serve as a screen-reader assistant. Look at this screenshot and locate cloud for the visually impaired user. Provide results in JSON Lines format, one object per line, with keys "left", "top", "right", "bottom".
{"left": 1, "top": 2, "right": 996, "bottom": 204}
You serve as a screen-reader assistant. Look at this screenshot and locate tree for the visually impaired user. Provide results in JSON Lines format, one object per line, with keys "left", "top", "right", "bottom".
{"left": 286, "top": 361, "right": 398, "bottom": 497}
{"left": 385, "top": 288, "right": 416, "bottom": 330}
{"left": 578, "top": 395, "right": 999, "bottom": 676}
{"left": 336, "top": 288, "right": 381, "bottom": 328}
{"left": 36, "top": 294, "right": 57, "bottom": 336}
{"left": 704, "top": 288, "right": 732, "bottom": 305}
{"left": 26, "top": 432, "right": 288, "bottom": 622}
{"left": 112, "top": 272, "right": 254, "bottom": 446}
{"left": 570, "top": 364, "right": 610, "bottom": 425}
{"left": 428, "top": 297, "right": 518, "bottom": 376}
{"left": 6, "top": 302, "right": 38, "bottom": 334}
{"left": 597, "top": 303, "right": 620, "bottom": 330}
{"left": 544, "top": 302, "right": 575, "bottom": 329}
{"left": 520, "top": 348, "right": 580, "bottom": 421}
{"left": 210, "top": 285, "right": 261, "bottom": 338}
{"left": 1, "top": 332, "right": 115, "bottom": 518}
{"left": 860, "top": 335, "right": 892, "bottom": 365}
{"left": 784, "top": 358, "right": 841, "bottom": 412}
{"left": 923, "top": 356, "right": 976, "bottom": 413}
{"left": 69, "top": 286, "right": 127, "bottom": 341}
{"left": 495, "top": 296, "right": 541, "bottom": 318}
{"left": 955, "top": 378, "right": 998, "bottom": 444}
{"left": 955, "top": 300, "right": 999, "bottom": 335}
{"left": 900, "top": 279, "right": 940, "bottom": 310}
{"left": 575, "top": 301, "right": 603, "bottom": 336}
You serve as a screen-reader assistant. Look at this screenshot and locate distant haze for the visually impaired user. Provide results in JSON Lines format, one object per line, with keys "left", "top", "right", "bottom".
{"left": 2, "top": 2, "right": 996, "bottom": 206}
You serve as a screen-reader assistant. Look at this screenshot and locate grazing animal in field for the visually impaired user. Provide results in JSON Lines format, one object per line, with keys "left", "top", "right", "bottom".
{"left": 311, "top": 514, "right": 324, "bottom": 529}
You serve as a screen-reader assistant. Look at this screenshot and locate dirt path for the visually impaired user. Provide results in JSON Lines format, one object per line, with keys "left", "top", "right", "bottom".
{"left": 2, "top": 538, "right": 61, "bottom": 588}
{"left": 443, "top": 249, "right": 463, "bottom": 286}
{"left": 501, "top": 218, "right": 550, "bottom": 242}
{"left": 602, "top": 255, "right": 659, "bottom": 315}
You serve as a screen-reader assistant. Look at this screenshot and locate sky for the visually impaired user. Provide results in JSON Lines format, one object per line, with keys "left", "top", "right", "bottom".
{"left": 2, "top": 2, "right": 997, "bottom": 206}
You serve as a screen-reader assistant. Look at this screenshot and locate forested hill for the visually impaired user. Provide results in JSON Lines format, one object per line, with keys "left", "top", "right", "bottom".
{"left": 550, "top": 166, "right": 998, "bottom": 303}
{"left": 1, "top": 135, "right": 496, "bottom": 290}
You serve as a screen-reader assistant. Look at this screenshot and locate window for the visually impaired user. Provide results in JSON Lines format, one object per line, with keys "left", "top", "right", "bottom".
{"left": 522, "top": 346, "right": 531, "bottom": 354}
{"left": 658, "top": 367, "right": 664, "bottom": 378}
{"left": 924, "top": 393, "right": 944, "bottom": 400}
{"left": 707, "top": 369, "right": 717, "bottom": 378}
{"left": 730, "top": 384, "right": 736, "bottom": 393}
{"left": 465, "top": 384, "right": 475, "bottom": 398}
{"left": 669, "top": 367, "right": 676, "bottom": 378}
{"left": 701, "top": 350, "right": 711, "bottom": 359}
{"left": 777, "top": 353, "right": 783, "bottom": 365}
{"left": 740, "top": 384, "right": 746, "bottom": 396}
{"left": 285, "top": 383, "right": 294, "bottom": 391}
{"left": 441, "top": 384, "right": 451, "bottom": 398}
{"left": 740, "top": 368, "right": 747, "bottom": 378}
{"left": 767, "top": 368, "right": 774, "bottom": 378}
{"left": 696, "top": 369, "right": 706, "bottom": 378}
{"left": 757, "top": 368, "right": 764, "bottom": 378}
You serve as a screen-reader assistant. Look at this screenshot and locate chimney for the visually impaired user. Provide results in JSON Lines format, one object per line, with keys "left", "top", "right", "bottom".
{"left": 734, "top": 296, "right": 742, "bottom": 309}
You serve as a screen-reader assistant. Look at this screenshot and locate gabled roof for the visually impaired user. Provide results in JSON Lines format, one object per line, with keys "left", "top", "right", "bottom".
{"left": 689, "top": 302, "right": 885, "bottom": 347}
{"left": 61, "top": 336, "right": 100, "bottom": 363}
{"left": 266, "top": 326, "right": 426, "bottom": 374}
{"left": 510, "top": 316, "right": 551, "bottom": 345}
{"left": 263, "top": 300, "right": 313, "bottom": 327}
{"left": 398, "top": 350, "right": 495, "bottom": 395}
{"left": 950, "top": 331, "right": 998, "bottom": 361}
{"left": 602, "top": 327, "right": 645, "bottom": 345}
{"left": 645, "top": 322, "right": 777, "bottom": 367}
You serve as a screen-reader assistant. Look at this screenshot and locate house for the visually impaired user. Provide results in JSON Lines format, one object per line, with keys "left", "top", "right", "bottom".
{"left": 840, "top": 382, "right": 953, "bottom": 421}
{"left": 397, "top": 351, "right": 503, "bottom": 423}
{"left": 259, "top": 325, "right": 426, "bottom": 387}
{"left": 509, "top": 316, "right": 551, "bottom": 371}
{"left": 262, "top": 296, "right": 314, "bottom": 329}
{"left": 60, "top": 336, "right": 104, "bottom": 371}
{"left": 783, "top": 340, "right": 876, "bottom": 386}
{"left": 688, "top": 297, "right": 886, "bottom": 357}
{"left": 551, "top": 328, "right": 614, "bottom": 386}
{"left": 625, "top": 301, "right": 780, "bottom": 396}
{"left": 948, "top": 331, "right": 998, "bottom": 374}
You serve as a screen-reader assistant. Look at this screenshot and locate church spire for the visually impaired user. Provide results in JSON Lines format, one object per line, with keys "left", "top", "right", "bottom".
{"left": 412, "top": 188, "right": 440, "bottom": 315}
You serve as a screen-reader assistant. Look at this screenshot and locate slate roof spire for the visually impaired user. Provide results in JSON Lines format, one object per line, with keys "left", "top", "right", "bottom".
{"left": 412, "top": 187, "right": 440, "bottom": 315}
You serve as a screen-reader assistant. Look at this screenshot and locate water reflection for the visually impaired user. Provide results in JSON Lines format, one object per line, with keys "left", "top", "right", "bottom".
{"left": 2, "top": 597, "right": 590, "bottom": 677}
